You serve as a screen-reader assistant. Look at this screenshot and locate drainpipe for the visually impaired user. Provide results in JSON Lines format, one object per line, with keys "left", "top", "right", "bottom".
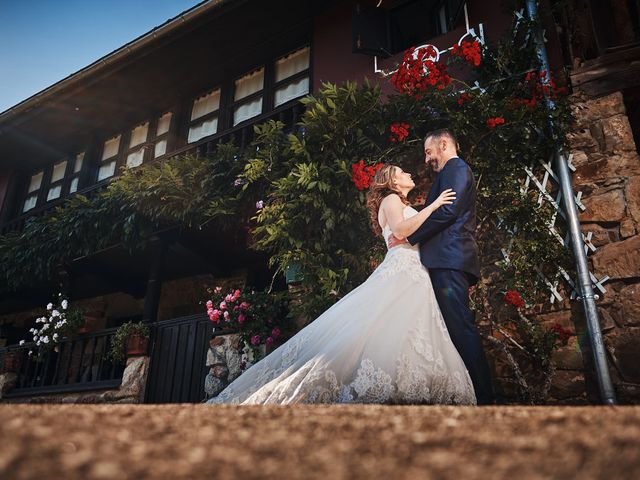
{"left": 525, "top": 0, "right": 617, "bottom": 404}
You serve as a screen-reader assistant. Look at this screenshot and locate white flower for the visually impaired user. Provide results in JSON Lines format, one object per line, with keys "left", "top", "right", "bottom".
{"left": 47, "top": 303, "right": 53, "bottom": 311}
{"left": 52, "top": 310, "right": 60, "bottom": 317}
{"left": 19, "top": 340, "right": 25, "bottom": 345}
{"left": 36, "top": 341, "right": 41, "bottom": 346}
{"left": 42, "top": 336, "right": 49, "bottom": 344}
{"left": 60, "top": 319, "right": 67, "bottom": 325}
{"left": 61, "top": 300, "right": 68, "bottom": 310}
{"left": 41, "top": 323, "right": 48, "bottom": 330}
{"left": 53, "top": 333, "right": 59, "bottom": 341}
{"left": 28, "top": 350, "right": 33, "bottom": 356}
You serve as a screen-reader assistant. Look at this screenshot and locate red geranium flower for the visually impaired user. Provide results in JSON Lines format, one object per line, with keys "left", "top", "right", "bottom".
{"left": 389, "top": 122, "right": 410, "bottom": 143}
{"left": 551, "top": 323, "right": 571, "bottom": 346}
{"left": 504, "top": 290, "right": 525, "bottom": 309}
{"left": 457, "top": 92, "right": 473, "bottom": 106}
{"left": 391, "top": 46, "right": 451, "bottom": 95}
{"left": 451, "top": 40, "right": 481, "bottom": 66}
{"left": 351, "top": 160, "right": 384, "bottom": 190}
{"left": 487, "top": 117, "right": 506, "bottom": 129}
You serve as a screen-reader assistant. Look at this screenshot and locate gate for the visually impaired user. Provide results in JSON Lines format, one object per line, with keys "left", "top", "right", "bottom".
{"left": 145, "top": 313, "right": 212, "bottom": 403}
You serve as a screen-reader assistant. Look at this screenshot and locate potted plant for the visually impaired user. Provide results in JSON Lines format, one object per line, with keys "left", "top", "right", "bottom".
{"left": 108, "top": 321, "right": 150, "bottom": 363}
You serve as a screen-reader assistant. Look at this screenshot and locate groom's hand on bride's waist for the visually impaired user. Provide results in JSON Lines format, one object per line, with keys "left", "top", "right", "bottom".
{"left": 387, "top": 234, "right": 408, "bottom": 249}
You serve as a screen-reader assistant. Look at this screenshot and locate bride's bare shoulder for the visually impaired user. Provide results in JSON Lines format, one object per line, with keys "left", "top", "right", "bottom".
{"left": 380, "top": 193, "right": 402, "bottom": 206}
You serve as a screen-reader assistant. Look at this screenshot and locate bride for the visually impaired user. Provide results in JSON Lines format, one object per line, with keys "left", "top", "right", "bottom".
{"left": 207, "top": 164, "right": 476, "bottom": 405}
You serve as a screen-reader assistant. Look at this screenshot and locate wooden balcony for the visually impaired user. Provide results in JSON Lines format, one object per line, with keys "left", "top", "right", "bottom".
{"left": 0, "top": 102, "right": 304, "bottom": 236}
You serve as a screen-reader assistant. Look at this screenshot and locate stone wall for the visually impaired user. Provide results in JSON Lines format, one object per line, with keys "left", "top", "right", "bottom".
{"left": 554, "top": 91, "right": 640, "bottom": 403}
{"left": 0, "top": 356, "right": 150, "bottom": 404}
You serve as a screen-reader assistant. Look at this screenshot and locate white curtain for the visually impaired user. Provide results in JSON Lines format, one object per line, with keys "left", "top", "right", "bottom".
{"left": 274, "top": 77, "right": 309, "bottom": 107}
{"left": 126, "top": 148, "right": 145, "bottom": 168}
{"left": 154, "top": 139, "right": 167, "bottom": 158}
{"left": 74, "top": 152, "right": 84, "bottom": 173}
{"left": 234, "top": 68, "right": 264, "bottom": 101}
{"left": 275, "top": 46, "right": 310, "bottom": 82}
{"left": 191, "top": 90, "right": 220, "bottom": 121}
{"left": 234, "top": 98, "right": 262, "bottom": 125}
{"left": 98, "top": 161, "right": 116, "bottom": 181}
{"left": 28, "top": 171, "right": 43, "bottom": 193}
{"left": 46, "top": 185, "right": 61, "bottom": 201}
{"left": 51, "top": 160, "right": 67, "bottom": 183}
{"left": 102, "top": 135, "right": 121, "bottom": 160}
{"left": 188, "top": 117, "right": 218, "bottom": 143}
{"left": 69, "top": 177, "right": 79, "bottom": 194}
{"left": 156, "top": 112, "right": 172, "bottom": 136}
{"left": 129, "top": 122, "right": 149, "bottom": 148}
{"left": 23, "top": 195, "right": 37, "bottom": 212}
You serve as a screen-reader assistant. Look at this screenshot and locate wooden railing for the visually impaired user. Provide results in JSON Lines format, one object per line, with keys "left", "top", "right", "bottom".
{"left": 0, "top": 328, "right": 125, "bottom": 397}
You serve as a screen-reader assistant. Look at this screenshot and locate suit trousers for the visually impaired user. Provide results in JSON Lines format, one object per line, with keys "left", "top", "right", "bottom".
{"left": 429, "top": 268, "right": 495, "bottom": 404}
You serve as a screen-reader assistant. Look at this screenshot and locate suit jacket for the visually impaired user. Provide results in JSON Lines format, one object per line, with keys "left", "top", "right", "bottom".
{"left": 407, "top": 157, "right": 480, "bottom": 282}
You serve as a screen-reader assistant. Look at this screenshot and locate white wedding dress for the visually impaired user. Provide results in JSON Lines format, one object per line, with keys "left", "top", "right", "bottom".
{"left": 207, "top": 206, "right": 476, "bottom": 405}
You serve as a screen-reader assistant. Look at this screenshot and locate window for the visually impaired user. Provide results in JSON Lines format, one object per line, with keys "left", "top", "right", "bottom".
{"left": 274, "top": 46, "right": 310, "bottom": 107}
{"left": 188, "top": 89, "right": 220, "bottom": 143}
{"left": 389, "top": 0, "right": 465, "bottom": 54}
{"left": 69, "top": 152, "right": 84, "bottom": 194}
{"left": 22, "top": 171, "right": 43, "bottom": 212}
{"left": 126, "top": 122, "right": 149, "bottom": 168}
{"left": 98, "top": 135, "right": 121, "bottom": 181}
{"left": 233, "top": 68, "right": 264, "bottom": 126}
{"left": 46, "top": 160, "right": 67, "bottom": 201}
{"left": 154, "top": 112, "right": 173, "bottom": 158}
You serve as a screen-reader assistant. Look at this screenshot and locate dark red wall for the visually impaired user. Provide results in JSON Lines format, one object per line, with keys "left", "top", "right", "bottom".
{"left": 312, "top": 0, "right": 516, "bottom": 94}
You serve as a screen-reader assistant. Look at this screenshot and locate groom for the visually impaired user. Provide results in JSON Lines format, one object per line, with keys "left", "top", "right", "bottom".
{"left": 389, "top": 128, "right": 495, "bottom": 405}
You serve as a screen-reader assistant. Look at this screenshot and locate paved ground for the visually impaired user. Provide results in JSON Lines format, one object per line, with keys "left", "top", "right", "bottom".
{"left": 0, "top": 404, "right": 638, "bottom": 480}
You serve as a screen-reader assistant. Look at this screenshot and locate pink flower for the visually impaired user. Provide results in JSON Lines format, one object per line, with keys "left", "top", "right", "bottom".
{"left": 256, "top": 200, "right": 264, "bottom": 209}
{"left": 238, "top": 314, "right": 245, "bottom": 324}
{"left": 206, "top": 300, "right": 213, "bottom": 309}
{"left": 239, "top": 302, "right": 249, "bottom": 310}
{"left": 225, "top": 294, "right": 234, "bottom": 302}
{"left": 219, "top": 301, "right": 227, "bottom": 310}
{"left": 214, "top": 286, "right": 222, "bottom": 294}
{"left": 233, "top": 305, "right": 239, "bottom": 312}
{"left": 250, "top": 335, "right": 261, "bottom": 346}
{"left": 223, "top": 311, "right": 230, "bottom": 322}
{"left": 271, "top": 327, "right": 281, "bottom": 339}
{"left": 265, "top": 337, "right": 274, "bottom": 346}
{"left": 233, "top": 289, "right": 241, "bottom": 301}
{"left": 207, "top": 308, "right": 214, "bottom": 316}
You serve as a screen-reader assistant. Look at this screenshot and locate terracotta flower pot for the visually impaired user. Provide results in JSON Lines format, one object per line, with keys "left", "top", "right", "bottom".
{"left": 125, "top": 334, "right": 149, "bottom": 357}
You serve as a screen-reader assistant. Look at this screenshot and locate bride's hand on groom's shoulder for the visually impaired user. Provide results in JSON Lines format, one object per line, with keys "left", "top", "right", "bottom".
{"left": 387, "top": 234, "right": 407, "bottom": 249}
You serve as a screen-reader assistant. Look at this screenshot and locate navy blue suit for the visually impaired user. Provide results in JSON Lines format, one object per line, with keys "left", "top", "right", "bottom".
{"left": 407, "top": 157, "right": 494, "bottom": 404}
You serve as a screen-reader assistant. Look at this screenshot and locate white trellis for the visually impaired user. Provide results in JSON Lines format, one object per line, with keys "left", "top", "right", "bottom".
{"left": 511, "top": 154, "right": 609, "bottom": 303}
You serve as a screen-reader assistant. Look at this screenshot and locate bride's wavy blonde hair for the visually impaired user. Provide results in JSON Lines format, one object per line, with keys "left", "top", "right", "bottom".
{"left": 366, "top": 164, "right": 411, "bottom": 237}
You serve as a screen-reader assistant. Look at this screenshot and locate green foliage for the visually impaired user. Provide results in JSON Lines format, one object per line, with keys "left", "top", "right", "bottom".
{"left": 108, "top": 321, "right": 150, "bottom": 363}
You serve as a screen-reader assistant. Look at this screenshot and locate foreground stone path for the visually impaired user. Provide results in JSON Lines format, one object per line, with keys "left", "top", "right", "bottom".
{"left": 0, "top": 405, "right": 638, "bottom": 479}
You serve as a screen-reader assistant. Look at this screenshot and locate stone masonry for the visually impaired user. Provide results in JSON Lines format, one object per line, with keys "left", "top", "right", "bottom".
{"left": 547, "top": 91, "right": 640, "bottom": 403}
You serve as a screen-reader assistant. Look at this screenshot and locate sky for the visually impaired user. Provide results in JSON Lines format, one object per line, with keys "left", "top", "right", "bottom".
{"left": 0, "top": 0, "right": 203, "bottom": 113}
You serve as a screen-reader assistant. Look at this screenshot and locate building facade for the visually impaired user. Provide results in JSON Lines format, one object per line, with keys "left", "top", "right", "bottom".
{"left": 0, "top": 0, "right": 638, "bottom": 403}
